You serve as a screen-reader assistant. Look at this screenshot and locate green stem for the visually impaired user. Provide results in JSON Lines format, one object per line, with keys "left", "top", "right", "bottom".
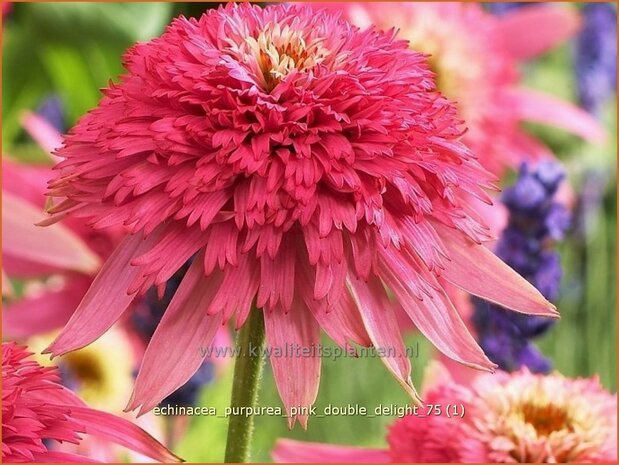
{"left": 224, "top": 308, "right": 265, "bottom": 463}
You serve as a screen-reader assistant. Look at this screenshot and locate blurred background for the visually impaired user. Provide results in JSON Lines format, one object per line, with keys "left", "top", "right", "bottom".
{"left": 2, "top": 2, "right": 617, "bottom": 462}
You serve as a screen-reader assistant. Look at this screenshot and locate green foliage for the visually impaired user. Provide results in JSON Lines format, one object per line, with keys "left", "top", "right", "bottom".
{"left": 3, "top": 3, "right": 173, "bottom": 151}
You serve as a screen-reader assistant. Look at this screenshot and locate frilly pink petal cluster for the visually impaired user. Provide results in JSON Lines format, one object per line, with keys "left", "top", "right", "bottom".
{"left": 44, "top": 3, "right": 555, "bottom": 427}
{"left": 1, "top": 342, "right": 180, "bottom": 463}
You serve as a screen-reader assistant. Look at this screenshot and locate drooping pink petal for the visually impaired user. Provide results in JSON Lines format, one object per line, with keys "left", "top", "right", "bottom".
{"left": 129, "top": 223, "right": 209, "bottom": 293}
{"left": 2, "top": 192, "right": 100, "bottom": 274}
{"left": 434, "top": 222, "right": 559, "bottom": 317}
{"left": 348, "top": 275, "right": 419, "bottom": 401}
{"left": 2, "top": 277, "right": 90, "bottom": 338}
{"left": 20, "top": 111, "right": 64, "bottom": 160}
{"left": 44, "top": 232, "right": 160, "bottom": 357}
{"left": 2, "top": 159, "right": 51, "bottom": 206}
{"left": 2, "top": 252, "right": 70, "bottom": 278}
{"left": 496, "top": 4, "right": 580, "bottom": 61}
{"left": 297, "top": 251, "right": 370, "bottom": 348}
{"left": 508, "top": 130, "right": 555, "bottom": 163}
{"left": 257, "top": 235, "right": 296, "bottom": 312}
{"left": 508, "top": 88, "right": 606, "bottom": 143}
{"left": 127, "top": 256, "right": 224, "bottom": 415}
{"left": 30, "top": 451, "right": 99, "bottom": 463}
{"left": 67, "top": 407, "right": 182, "bottom": 463}
{"left": 379, "top": 247, "right": 495, "bottom": 372}
{"left": 465, "top": 195, "right": 508, "bottom": 239}
{"left": 437, "top": 354, "right": 482, "bottom": 388}
{"left": 205, "top": 252, "right": 260, "bottom": 327}
{"left": 273, "top": 439, "right": 390, "bottom": 463}
{"left": 264, "top": 301, "right": 321, "bottom": 429}
{"left": 304, "top": 288, "right": 372, "bottom": 350}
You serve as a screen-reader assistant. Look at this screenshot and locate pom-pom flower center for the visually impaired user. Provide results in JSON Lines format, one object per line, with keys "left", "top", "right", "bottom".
{"left": 519, "top": 401, "right": 572, "bottom": 437}
{"left": 244, "top": 24, "right": 331, "bottom": 91}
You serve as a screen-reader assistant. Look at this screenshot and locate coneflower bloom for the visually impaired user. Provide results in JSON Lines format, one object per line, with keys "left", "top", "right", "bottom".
{"left": 2, "top": 342, "right": 180, "bottom": 463}
{"left": 44, "top": 3, "right": 556, "bottom": 427}
{"left": 274, "top": 364, "right": 617, "bottom": 463}
{"left": 323, "top": 2, "right": 605, "bottom": 176}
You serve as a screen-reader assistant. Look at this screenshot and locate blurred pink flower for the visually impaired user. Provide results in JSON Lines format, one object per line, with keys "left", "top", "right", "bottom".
{"left": 274, "top": 364, "right": 617, "bottom": 463}
{"left": 44, "top": 3, "right": 555, "bottom": 427}
{"left": 1, "top": 341, "right": 181, "bottom": 463}
{"left": 2, "top": 113, "right": 120, "bottom": 338}
{"left": 324, "top": 2, "right": 605, "bottom": 176}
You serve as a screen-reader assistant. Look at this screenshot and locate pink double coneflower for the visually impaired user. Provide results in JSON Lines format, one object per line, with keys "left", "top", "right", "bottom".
{"left": 44, "top": 3, "right": 555, "bottom": 426}
{"left": 323, "top": 2, "right": 604, "bottom": 176}
{"left": 274, "top": 364, "right": 617, "bottom": 463}
{"left": 2, "top": 342, "right": 180, "bottom": 463}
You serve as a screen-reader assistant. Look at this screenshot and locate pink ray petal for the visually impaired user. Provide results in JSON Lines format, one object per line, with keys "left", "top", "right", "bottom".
{"left": 204, "top": 252, "right": 259, "bottom": 327}
{"left": 264, "top": 301, "right": 321, "bottom": 429}
{"left": 2, "top": 277, "right": 90, "bottom": 338}
{"left": 378, "top": 247, "right": 495, "bottom": 372}
{"left": 67, "top": 407, "right": 182, "bottom": 462}
{"left": 2, "top": 159, "right": 52, "bottom": 206}
{"left": 465, "top": 195, "right": 508, "bottom": 239}
{"left": 3, "top": 192, "right": 100, "bottom": 274}
{"left": 30, "top": 451, "right": 99, "bottom": 463}
{"left": 348, "top": 275, "right": 419, "bottom": 401}
{"left": 508, "top": 88, "right": 606, "bottom": 143}
{"left": 496, "top": 4, "right": 580, "bottom": 60}
{"left": 44, "top": 231, "right": 160, "bottom": 357}
{"left": 509, "top": 131, "right": 555, "bottom": 164}
{"left": 257, "top": 236, "right": 295, "bottom": 312}
{"left": 297, "top": 252, "right": 370, "bottom": 348}
{"left": 127, "top": 256, "right": 224, "bottom": 415}
{"left": 305, "top": 288, "right": 372, "bottom": 350}
{"left": 434, "top": 222, "right": 559, "bottom": 317}
{"left": 273, "top": 439, "right": 390, "bottom": 463}
{"left": 437, "top": 353, "right": 482, "bottom": 388}
{"left": 2, "top": 252, "right": 69, "bottom": 278}
{"left": 130, "top": 223, "right": 209, "bottom": 293}
{"left": 28, "top": 383, "right": 87, "bottom": 407}
{"left": 20, "top": 111, "right": 64, "bottom": 160}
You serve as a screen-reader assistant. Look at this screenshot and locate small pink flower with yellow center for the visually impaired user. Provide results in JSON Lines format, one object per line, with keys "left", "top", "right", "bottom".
{"left": 43, "top": 3, "right": 556, "bottom": 427}
{"left": 275, "top": 364, "right": 617, "bottom": 463}
{"left": 323, "top": 2, "right": 605, "bottom": 176}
